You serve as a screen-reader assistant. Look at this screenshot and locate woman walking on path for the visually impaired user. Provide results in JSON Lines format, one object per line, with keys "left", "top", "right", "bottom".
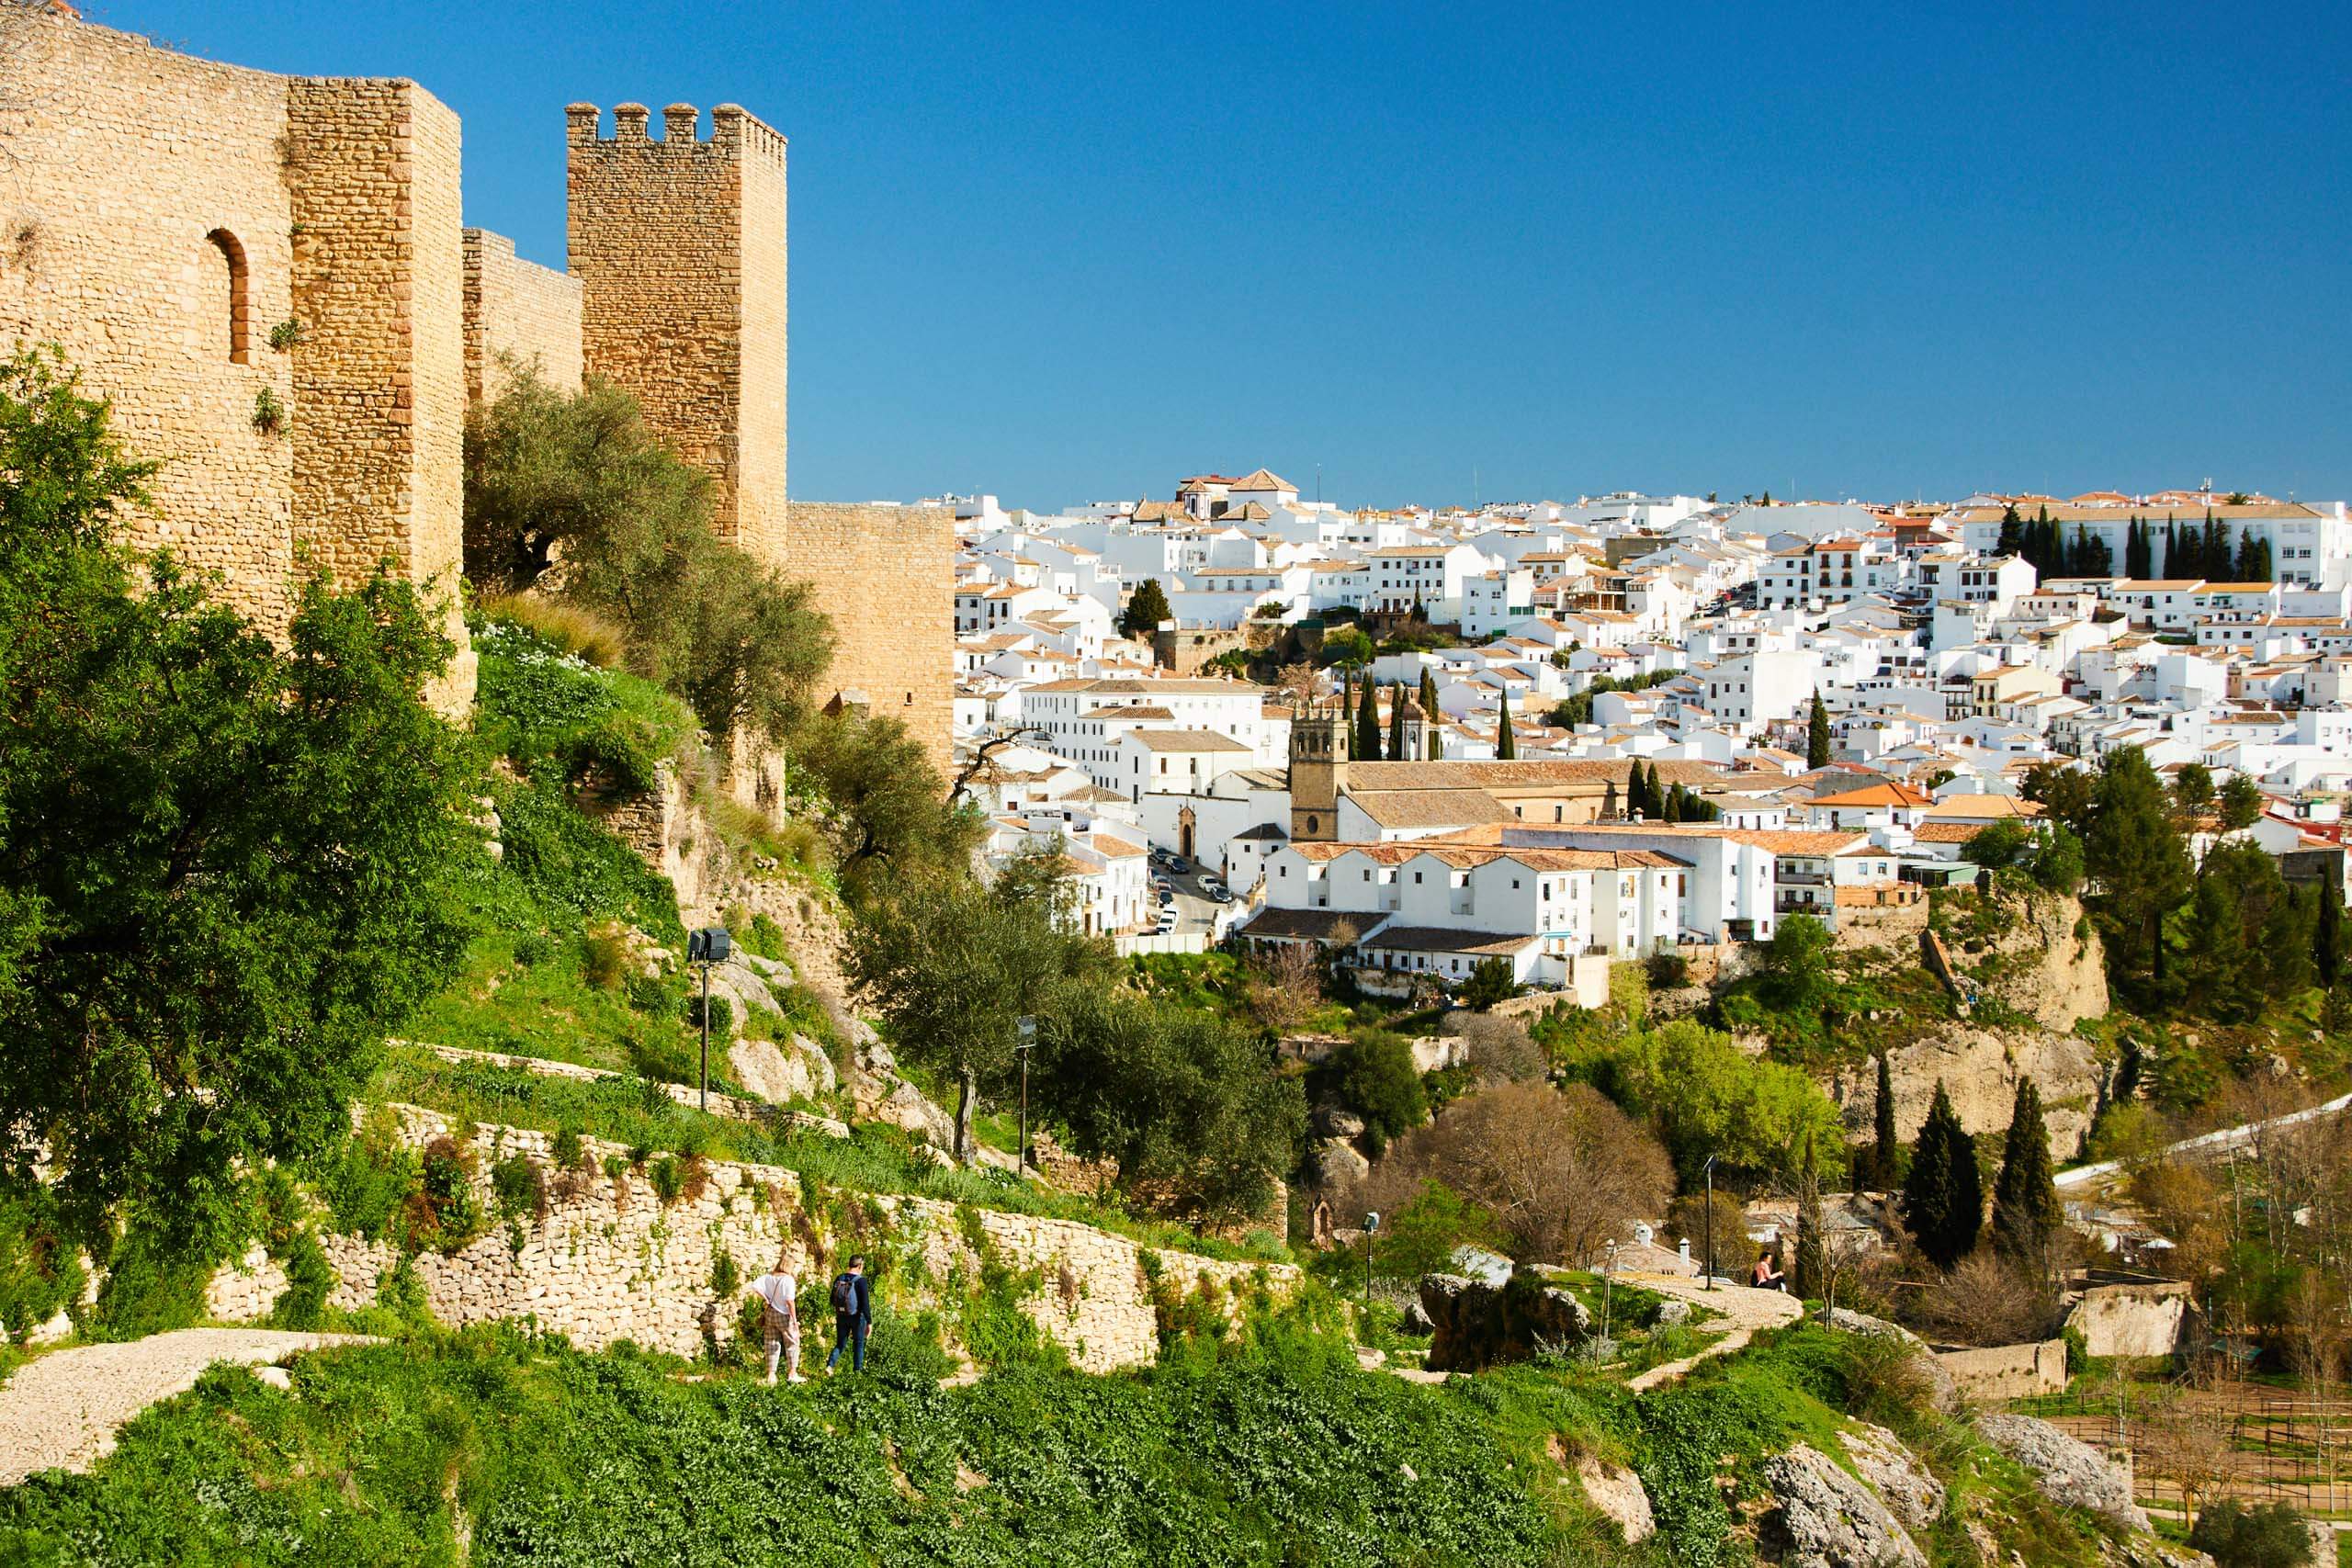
{"left": 751, "top": 1251, "right": 805, "bottom": 1386}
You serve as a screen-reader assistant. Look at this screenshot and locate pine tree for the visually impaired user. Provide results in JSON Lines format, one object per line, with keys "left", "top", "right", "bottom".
{"left": 2254, "top": 538, "right": 2274, "bottom": 581}
{"left": 1793, "top": 1128, "right": 1826, "bottom": 1300}
{"left": 1419, "top": 669, "right": 1442, "bottom": 757}
{"left": 1807, "top": 691, "right": 1832, "bottom": 768}
{"left": 1495, "top": 688, "right": 1517, "bottom": 760}
{"left": 1871, "top": 1051, "right": 1898, "bottom": 1190}
{"left": 1902, "top": 1081, "right": 1983, "bottom": 1269}
{"left": 1996, "top": 503, "right": 2023, "bottom": 558}
{"left": 1601, "top": 778, "right": 1620, "bottom": 821}
{"left": 1989, "top": 1077, "right": 2062, "bottom": 1266}
{"left": 1356, "top": 673, "right": 1383, "bottom": 761}
{"left": 1385, "top": 681, "right": 1408, "bottom": 760}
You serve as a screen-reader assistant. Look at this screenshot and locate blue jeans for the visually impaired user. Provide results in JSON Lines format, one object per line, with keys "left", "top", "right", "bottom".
{"left": 827, "top": 1314, "right": 867, "bottom": 1371}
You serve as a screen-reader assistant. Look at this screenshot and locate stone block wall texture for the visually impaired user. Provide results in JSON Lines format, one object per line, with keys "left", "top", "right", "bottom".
{"left": 1933, "top": 1337, "right": 2069, "bottom": 1402}
{"left": 0, "top": 13, "right": 474, "bottom": 709}
{"left": 567, "top": 102, "right": 788, "bottom": 559}
{"left": 205, "top": 1105, "right": 1294, "bottom": 1371}
{"left": 787, "top": 502, "right": 957, "bottom": 775}
{"left": 461, "top": 228, "right": 583, "bottom": 401}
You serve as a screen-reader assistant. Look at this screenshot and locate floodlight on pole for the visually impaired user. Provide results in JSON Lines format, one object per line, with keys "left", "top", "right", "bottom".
{"left": 686, "top": 926, "right": 732, "bottom": 1114}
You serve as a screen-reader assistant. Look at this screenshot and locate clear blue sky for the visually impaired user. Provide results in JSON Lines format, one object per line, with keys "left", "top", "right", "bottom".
{"left": 100, "top": 1, "right": 2352, "bottom": 512}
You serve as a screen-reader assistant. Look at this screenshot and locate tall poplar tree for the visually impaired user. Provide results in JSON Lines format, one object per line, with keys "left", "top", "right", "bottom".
{"left": 1901, "top": 1081, "right": 1983, "bottom": 1269}
{"left": 1989, "top": 1077, "right": 2062, "bottom": 1265}
{"left": 1356, "top": 673, "right": 1383, "bottom": 761}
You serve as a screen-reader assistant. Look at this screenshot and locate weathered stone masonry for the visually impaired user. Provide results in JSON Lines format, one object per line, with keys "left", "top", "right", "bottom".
{"left": 3, "top": 11, "right": 954, "bottom": 767}
{"left": 206, "top": 1105, "right": 1297, "bottom": 1372}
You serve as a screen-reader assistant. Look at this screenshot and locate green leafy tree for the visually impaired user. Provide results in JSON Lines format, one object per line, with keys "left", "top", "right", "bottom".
{"left": 2021, "top": 761, "right": 2096, "bottom": 839}
{"left": 1035, "top": 987, "right": 1305, "bottom": 1224}
{"left": 463, "top": 369, "right": 833, "bottom": 749}
{"left": 1118, "top": 577, "right": 1172, "bottom": 638}
{"left": 2029, "top": 825, "right": 2086, "bottom": 893}
{"left": 794, "top": 714, "right": 980, "bottom": 906}
{"left": 1577, "top": 1020, "right": 1841, "bottom": 1185}
{"left": 1455, "top": 956, "right": 1517, "bottom": 1010}
{"left": 1370, "top": 1179, "right": 1506, "bottom": 1283}
{"left": 1901, "top": 1082, "right": 1983, "bottom": 1270}
{"left": 1962, "top": 818, "right": 2033, "bottom": 873}
{"left": 2171, "top": 761, "right": 2216, "bottom": 828}
{"left": 1329, "top": 1032, "right": 1428, "bottom": 1156}
{"left": 2085, "top": 747, "right": 2193, "bottom": 998}
{"left": 1, "top": 350, "right": 479, "bottom": 1252}
{"left": 1495, "top": 689, "right": 1516, "bottom": 760}
{"left": 1989, "top": 1077, "right": 2062, "bottom": 1264}
{"left": 2180, "top": 840, "right": 2312, "bottom": 1022}
{"left": 1356, "top": 674, "right": 1384, "bottom": 761}
{"left": 1807, "top": 690, "right": 1832, "bottom": 768}
{"left": 1763, "top": 913, "right": 1835, "bottom": 1013}
{"left": 1418, "top": 669, "right": 1442, "bottom": 756}
{"left": 2187, "top": 1499, "right": 2327, "bottom": 1568}
{"left": 2217, "top": 773, "right": 2265, "bottom": 830}
{"left": 845, "top": 847, "right": 1113, "bottom": 1161}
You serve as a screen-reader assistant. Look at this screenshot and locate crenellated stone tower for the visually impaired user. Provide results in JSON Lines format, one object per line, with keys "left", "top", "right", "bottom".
{"left": 566, "top": 101, "right": 789, "bottom": 560}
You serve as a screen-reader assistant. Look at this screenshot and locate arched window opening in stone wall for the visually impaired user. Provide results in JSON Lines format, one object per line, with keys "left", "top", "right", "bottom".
{"left": 205, "top": 229, "right": 250, "bottom": 366}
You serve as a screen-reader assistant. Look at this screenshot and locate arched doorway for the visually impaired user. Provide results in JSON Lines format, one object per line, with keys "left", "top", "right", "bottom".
{"left": 1178, "top": 805, "right": 1196, "bottom": 863}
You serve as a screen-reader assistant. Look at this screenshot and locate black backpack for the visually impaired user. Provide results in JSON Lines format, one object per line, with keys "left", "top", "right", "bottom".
{"left": 831, "top": 1273, "right": 859, "bottom": 1314}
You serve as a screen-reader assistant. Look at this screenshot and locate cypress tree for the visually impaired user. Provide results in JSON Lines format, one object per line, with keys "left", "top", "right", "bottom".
{"left": 1871, "top": 1051, "right": 1898, "bottom": 1190}
{"left": 1902, "top": 1081, "right": 1983, "bottom": 1269}
{"left": 1386, "top": 681, "right": 1408, "bottom": 760}
{"left": 1996, "top": 503, "right": 2022, "bottom": 558}
{"left": 1624, "top": 761, "right": 1646, "bottom": 819}
{"left": 1356, "top": 672, "right": 1383, "bottom": 761}
{"left": 1419, "top": 669, "right": 1442, "bottom": 757}
{"left": 2200, "top": 512, "right": 2224, "bottom": 579}
{"left": 2254, "top": 538, "right": 2274, "bottom": 581}
{"left": 2233, "top": 530, "right": 2257, "bottom": 582}
{"left": 1340, "top": 671, "right": 1355, "bottom": 759}
{"left": 1807, "top": 691, "right": 1832, "bottom": 768}
{"left": 2316, "top": 865, "right": 2344, "bottom": 989}
{"left": 1495, "top": 688, "right": 1516, "bottom": 760}
{"left": 1989, "top": 1077, "right": 2063, "bottom": 1265}
{"left": 2163, "top": 516, "right": 2178, "bottom": 577}
{"left": 1662, "top": 783, "right": 1684, "bottom": 823}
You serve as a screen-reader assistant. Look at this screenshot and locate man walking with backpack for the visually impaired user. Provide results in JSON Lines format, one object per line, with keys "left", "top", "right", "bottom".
{"left": 825, "top": 1255, "right": 873, "bottom": 1373}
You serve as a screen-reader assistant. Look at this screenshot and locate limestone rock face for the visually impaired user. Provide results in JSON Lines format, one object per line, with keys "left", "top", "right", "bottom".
{"left": 1313, "top": 1137, "right": 1371, "bottom": 1189}
{"left": 1835, "top": 1025, "right": 2101, "bottom": 1162}
{"left": 1419, "top": 1270, "right": 1591, "bottom": 1373}
{"left": 1973, "top": 890, "right": 2109, "bottom": 1032}
{"left": 1839, "top": 1422, "right": 1945, "bottom": 1533}
{"left": 1826, "top": 1307, "right": 1961, "bottom": 1416}
{"left": 1975, "top": 1412, "right": 2153, "bottom": 1533}
{"left": 1573, "top": 1451, "right": 1655, "bottom": 1544}
{"left": 1760, "top": 1442, "right": 1928, "bottom": 1568}
{"left": 727, "top": 1032, "right": 837, "bottom": 1106}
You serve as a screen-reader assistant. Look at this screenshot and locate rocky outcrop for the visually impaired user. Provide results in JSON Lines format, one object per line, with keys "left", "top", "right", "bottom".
{"left": 1975, "top": 1412, "right": 2153, "bottom": 1533}
{"left": 1826, "top": 1307, "right": 1961, "bottom": 1416}
{"left": 1759, "top": 1443, "right": 1927, "bottom": 1568}
{"left": 1965, "top": 889, "right": 2108, "bottom": 1033}
{"left": 1839, "top": 1423, "right": 1944, "bottom": 1533}
{"left": 1834, "top": 1024, "right": 2101, "bottom": 1162}
{"left": 728, "top": 1032, "right": 838, "bottom": 1107}
{"left": 1570, "top": 1450, "right": 1654, "bottom": 1544}
{"left": 1419, "top": 1269, "right": 1591, "bottom": 1372}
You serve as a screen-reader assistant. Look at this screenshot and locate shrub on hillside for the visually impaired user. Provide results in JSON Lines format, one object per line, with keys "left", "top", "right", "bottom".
{"left": 1328, "top": 1032, "right": 1426, "bottom": 1155}
{"left": 2187, "top": 1500, "right": 2322, "bottom": 1568}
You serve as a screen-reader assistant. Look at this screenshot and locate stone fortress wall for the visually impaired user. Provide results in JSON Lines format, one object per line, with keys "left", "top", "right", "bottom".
{"left": 206, "top": 1104, "right": 1295, "bottom": 1372}
{"left": 461, "top": 229, "right": 582, "bottom": 402}
{"left": 1, "top": 9, "right": 953, "bottom": 766}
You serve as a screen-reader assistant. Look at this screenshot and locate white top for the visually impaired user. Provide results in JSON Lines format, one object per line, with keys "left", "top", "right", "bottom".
{"left": 752, "top": 1271, "right": 798, "bottom": 1315}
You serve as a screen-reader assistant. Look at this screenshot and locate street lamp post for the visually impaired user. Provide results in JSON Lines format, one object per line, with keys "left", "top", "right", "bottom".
{"left": 1014, "top": 1016, "right": 1037, "bottom": 1173}
{"left": 686, "top": 926, "right": 732, "bottom": 1114}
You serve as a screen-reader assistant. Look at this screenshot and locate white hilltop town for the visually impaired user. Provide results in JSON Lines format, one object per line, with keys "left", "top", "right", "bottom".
{"left": 944, "top": 476, "right": 2352, "bottom": 987}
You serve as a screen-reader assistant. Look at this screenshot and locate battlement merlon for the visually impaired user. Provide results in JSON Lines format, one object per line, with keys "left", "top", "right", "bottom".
{"left": 565, "top": 101, "right": 788, "bottom": 164}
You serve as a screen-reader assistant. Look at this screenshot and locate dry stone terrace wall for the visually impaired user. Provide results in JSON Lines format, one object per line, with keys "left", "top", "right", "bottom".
{"left": 461, "top": 228, "right": 583, "bottom": 401}
{"left": 208, "top": 1105, "right": 1295, "bottom": 1371}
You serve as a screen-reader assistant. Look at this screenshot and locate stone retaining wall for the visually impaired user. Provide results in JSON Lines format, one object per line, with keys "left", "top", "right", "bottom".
{"left": 206, "top": 1104, "right": 1294, "bottom": 1372}
{"left": 1934, "top": 1337, "right": 2068, "bottom": 1402}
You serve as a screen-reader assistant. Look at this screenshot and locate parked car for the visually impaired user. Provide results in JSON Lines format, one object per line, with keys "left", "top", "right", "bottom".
{"left": 1199, "top": 876, "right": 1226, "bottom": 897}
{"left": 1154, "top": 911, "right": 1178, "bottom": 933}
{"left": 1166, "top": 857, "right": 1191, "bottom": 875}
{"left": 1156, "top": 887, "right": 1174, "bottom": 906}
{"left": 1206, "top": 886, "right": 1235, "bottom": 905}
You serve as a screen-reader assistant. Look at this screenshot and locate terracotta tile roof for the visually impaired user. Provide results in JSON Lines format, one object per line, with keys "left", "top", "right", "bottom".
{"left": 1363, "top": 927, "right": 1536, "bottom": 956}
{"left": 1129, "top": 729, "right": 1251, "bottom": 753}
{"left": 1345, "top": 789, "right": 1517, "bottom": 829}
{"left": 1806, "top": 782, "right": 1937, "bottom": 810}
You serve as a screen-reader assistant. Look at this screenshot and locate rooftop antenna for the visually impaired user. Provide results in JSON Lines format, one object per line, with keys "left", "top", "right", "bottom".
{"left": 1317, "top": 463, "right": 1323, "bottom": 504}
